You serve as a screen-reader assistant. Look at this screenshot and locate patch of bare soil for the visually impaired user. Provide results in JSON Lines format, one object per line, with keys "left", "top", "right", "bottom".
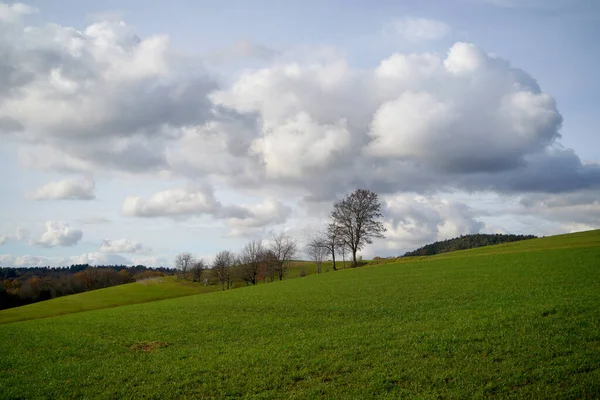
{"left": 130, "top": 341, "right": 168, "bottom": 353}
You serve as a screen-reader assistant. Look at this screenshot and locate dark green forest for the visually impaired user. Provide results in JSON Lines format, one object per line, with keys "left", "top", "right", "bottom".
{"left": 403, "top": 233, "right": 537, "bottom": 257}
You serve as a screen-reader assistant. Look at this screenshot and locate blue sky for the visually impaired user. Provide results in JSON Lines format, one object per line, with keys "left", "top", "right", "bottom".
{"left": 1, "top": 0, "right": 599, "bottom": 267}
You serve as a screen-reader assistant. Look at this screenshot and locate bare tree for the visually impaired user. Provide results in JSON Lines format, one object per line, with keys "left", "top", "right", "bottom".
{"left": 212, "top": 250, "right": 235, "bottom": 290}
{"left": 307, "top": 236, "right": 328, "bottom": 274}
{"left": 318, "top": 223, "right": 342, "bottom": 271}
{"left": 190, "top": 259, "right": 206, "bottom": 282}
{"left": 269, "top": 233, "right": 298, "bottom": 280}
{"left": 238, "top": 240, "right": 263, "bottom": 285}
{"left": 174, "top": 252, "right": 194, "bottom": 279}
{"left": 330, "top": 189, "right": 386, "bottom": 267}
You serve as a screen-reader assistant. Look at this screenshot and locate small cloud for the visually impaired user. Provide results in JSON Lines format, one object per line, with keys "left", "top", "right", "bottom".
{"left": 99, "top": 238, "right": 145, "bottom": 254}
{"left": 123, "top": 186, "right": 220, "bottom": 218}
{"left": 34, "top": 221, "right": 83, "bottom": 248}
{"left": 0, "top": 2, "right": 38, "bottom": 23}
{"left": 0, "top": 227, "right": 29, "bottom": 246}
{"left": 69, "top": 252, "right": 131, "bottom": 266}
{"left": 78, "top": 216, "right": 111, "bottom": 225}
{"left": 30, "top": 178, "right": 95, "bottom": 201}
{"left": 384, "top": 17, "right": 451, "bottom": 42}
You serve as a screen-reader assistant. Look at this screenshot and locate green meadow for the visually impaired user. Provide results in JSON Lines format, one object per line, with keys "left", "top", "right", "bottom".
{"left": 1, "top": 231, "right": 599, "bottom": 399}
{"left": 0, "top": 277, "right": 218, "bottom": 325}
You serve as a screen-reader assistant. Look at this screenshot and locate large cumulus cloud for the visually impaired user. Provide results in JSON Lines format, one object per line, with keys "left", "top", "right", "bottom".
{"left": 209, "top": 41, "right": 599, "bottom": 200}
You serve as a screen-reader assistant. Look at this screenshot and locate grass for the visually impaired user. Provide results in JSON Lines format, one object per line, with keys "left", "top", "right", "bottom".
{"left": 0, "top": 276, "right": 217, "bottom": 325}
{"left": 0, "top": 261, "right": 334, "bottom": 325}
{"left": 1, "top": 230, "right": 600, "bottom": 398}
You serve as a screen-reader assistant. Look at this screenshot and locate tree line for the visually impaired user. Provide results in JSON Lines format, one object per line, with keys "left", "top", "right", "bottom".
{"left": 402, "top": 233, "right": 538, "bottom": 257}
{"left": 176, "top": 189, "right": 387, "bottom": 287}
{"left": 0, "top": 265, "right": 171, "bottom": 310}
{"left": 174, "top": 232, "right": 299, "bottom": 288}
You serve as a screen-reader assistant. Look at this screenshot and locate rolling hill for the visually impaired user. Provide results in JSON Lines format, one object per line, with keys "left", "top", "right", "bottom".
{"left": 1, "top": 230, "right": 599, "bottom": 398}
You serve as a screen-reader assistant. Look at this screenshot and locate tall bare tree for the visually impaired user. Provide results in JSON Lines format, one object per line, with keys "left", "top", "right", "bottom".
{"left": 307, "top": 236, "right": 328, "bottom": 274}
{"left": 269, "top": 233, "right": 298, "bottom": 280}
{"left": 212, "top": 250, "right": 235, "bottom": 290}
{"left": 330, "top": 189, "right": 386, "bottom": 267}
{"left": 238, "top": 240, "right": 264, "bottom": 285}
{"left": 174, "top": 252, "right": 194, "bottom": 279}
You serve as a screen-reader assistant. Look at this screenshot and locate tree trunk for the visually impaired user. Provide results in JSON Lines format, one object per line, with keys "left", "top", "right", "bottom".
{"left": 331, "top": 249, "right": 337, "bottom": 271}
{"left": 352, "top": 249, "right": 357, "bottom": 268}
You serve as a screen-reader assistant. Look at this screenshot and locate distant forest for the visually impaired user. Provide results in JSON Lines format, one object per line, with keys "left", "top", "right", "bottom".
{"left": 0, "top": 264, "right": 173, "bottom": 310}
{"left": 403, "top": 234, "right": 538, "bottom": 257}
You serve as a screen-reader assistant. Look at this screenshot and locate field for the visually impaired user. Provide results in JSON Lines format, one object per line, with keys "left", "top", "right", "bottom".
{"left": 0, "top": 277, "right": 218, "bottom": 325}
{"left": 0, "top": 262, "right": 333, "bottom": 325}
{"left": 1, "top": 231, "right": 599, "bottom": 398}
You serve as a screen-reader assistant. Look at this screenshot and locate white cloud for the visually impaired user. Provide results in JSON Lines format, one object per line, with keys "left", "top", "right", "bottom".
{"left": 0, "top": 227, "right": 29, "bottom": 246}
{"left": 122, "top": 185, "right": 293, "bottom": 236}
{"left": 131, "top": 255, "right": 169, "bottom": 267}
{"left": 100, "top": 238, "right": 144, "bottom": 253}
{"left": 30, "top": 177, "right": 95, "bottom": 200}
{"left": 384, "top": 17, "right": 451, "bottom": 42}
{"left": 374, "top": 194, "right": 484, "bottom": 254}
{"left": 69, "top": 252, "right": 131, "bottom": 266}
{"left": 1, "top": 15, "right": 215, "bottom": 174}
{"left": 0, "top": 254, "right": 61, "bottom": 268}
{"left": 250, "top": 112, "right": 352, "bottom": 179}
{"left": 35, "top": 221, "right": 83, "bottom": 247}
{"left": 0, "top": 2, "right": 36, "bottom": 23}
{"left": 0, "top": 252, "right": 168, "bottom": 267}
{"left": 123, "top": 186, "right": 220, "bottom": 218}
{"left": 519, "top": 190, "right": 600, "bottom": 227}
{"left": 224, "top": 198, "right": 293, "bottom": 237}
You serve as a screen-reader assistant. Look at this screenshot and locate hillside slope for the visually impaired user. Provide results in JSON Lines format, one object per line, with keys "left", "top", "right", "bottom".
{"left": 0, "top": 260, "right": 330, "bottom": 324}
{"left": 1, "top": 230, "right": 599, "bottom": 398}
{"left": 0, "top": 276, "right": 217, "bottom": 325}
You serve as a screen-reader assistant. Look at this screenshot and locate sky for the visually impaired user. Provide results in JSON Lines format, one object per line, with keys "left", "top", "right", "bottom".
{"left": 1, "top": 0, "right": 599, "bottom": 268}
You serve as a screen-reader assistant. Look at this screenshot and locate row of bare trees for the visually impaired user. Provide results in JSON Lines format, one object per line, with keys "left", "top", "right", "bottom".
{"left": 175, "top": 189, "right": 386, "bottom": 286}
{"left": 175, "top": 233, "right": 298, "bottom": 289}
{"left": 307, "top": 189, "right": 387, "bottom": 271}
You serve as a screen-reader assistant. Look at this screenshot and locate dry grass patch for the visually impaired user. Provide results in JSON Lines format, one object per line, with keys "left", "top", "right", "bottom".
{"left": 130, "top": 341, "right": 168, "bottom": 353}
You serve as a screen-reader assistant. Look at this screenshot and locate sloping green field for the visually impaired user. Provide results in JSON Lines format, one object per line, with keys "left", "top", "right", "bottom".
{"left": 0, "top": 277, "right": 218, "bottom": 325}
{"left": 1, "top": 230, "right": 599, "bottom": 399}
{"left": 0, "top": 262, "right": 331, "bottom": 325}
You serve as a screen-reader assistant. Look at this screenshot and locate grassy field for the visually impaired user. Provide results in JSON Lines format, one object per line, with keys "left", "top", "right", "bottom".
{"left": 1, "top": 230, "right": 599, "bottom": 398}
{"left": 0, "top": 276, "right": 218, "bottom": 325}
{"left": 0, "top": 262, "right": 332, "bottom": 325}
